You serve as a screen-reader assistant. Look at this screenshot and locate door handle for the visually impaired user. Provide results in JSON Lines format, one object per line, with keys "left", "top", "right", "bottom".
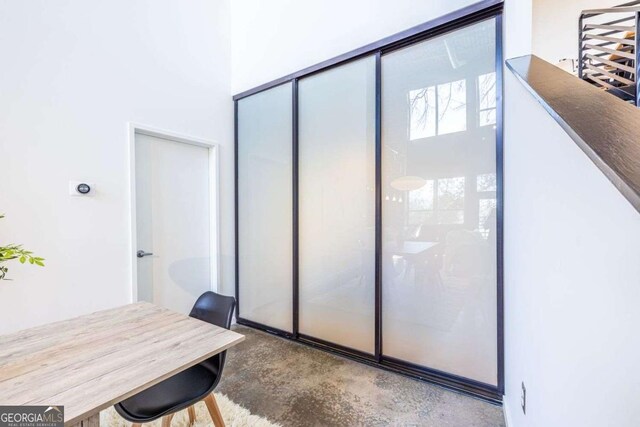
{"left": 137, "top": 250, "right": 154, "bottom": 258}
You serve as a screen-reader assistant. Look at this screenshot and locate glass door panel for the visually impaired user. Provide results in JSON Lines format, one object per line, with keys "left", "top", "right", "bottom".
{"left": 381, "top": 19, "right": 498, "bottom": 385}
{"left": 298, "top": 57, "right": 376, "bottom": 353}
{"left": 237, "top": 83, "right": 293, "bottom": 332}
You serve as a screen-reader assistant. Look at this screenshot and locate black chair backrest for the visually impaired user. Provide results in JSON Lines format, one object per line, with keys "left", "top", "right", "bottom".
{"left": 189, "top": 291, "right": 236, "bottom": 329}
{"left": 188, "top": 291, "right": 236, "bottom": 383}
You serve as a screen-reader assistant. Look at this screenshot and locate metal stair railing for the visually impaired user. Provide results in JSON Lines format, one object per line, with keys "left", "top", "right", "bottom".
{"left": 579, "top": 1, "right": 640, "bottom": 106}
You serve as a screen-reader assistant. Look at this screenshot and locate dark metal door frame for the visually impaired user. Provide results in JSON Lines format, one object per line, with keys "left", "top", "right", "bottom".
{"left": 234, "top": 0, "right": 505, "bottom": 403}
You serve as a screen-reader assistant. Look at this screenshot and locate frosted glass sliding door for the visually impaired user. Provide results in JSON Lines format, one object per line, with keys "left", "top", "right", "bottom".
{"left": 298, "top": 57, "right": 376, "bottom": 353}
{"left": 381, "top": 19, "right": 498, "bottom": 384}
{"left": 237, "top": 83, "right": 293, "bottom": 332}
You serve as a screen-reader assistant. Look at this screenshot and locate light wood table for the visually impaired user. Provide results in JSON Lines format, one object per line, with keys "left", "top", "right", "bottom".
{"left": 0, "top": 302, "right": 244, "bottom": 426}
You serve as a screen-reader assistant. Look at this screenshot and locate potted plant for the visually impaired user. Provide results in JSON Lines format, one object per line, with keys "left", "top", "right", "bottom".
{"left": 0, "top": 214, "right": 44, "bottom": 280}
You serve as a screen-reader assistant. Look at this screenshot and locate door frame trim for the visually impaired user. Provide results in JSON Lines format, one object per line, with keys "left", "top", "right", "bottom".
{"left": 127, "top": 122, "right": 221, "bottom": 304}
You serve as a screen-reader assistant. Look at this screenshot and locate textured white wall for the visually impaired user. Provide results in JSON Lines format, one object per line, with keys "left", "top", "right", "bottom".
{"left": 231, "top": 0, "right": 477, "bottom": 93}
{"left": 0, "top": 0, "right": 234, "bottom": 334}
{"left": 503, "top": 65, "right": 640, "bottom": 427}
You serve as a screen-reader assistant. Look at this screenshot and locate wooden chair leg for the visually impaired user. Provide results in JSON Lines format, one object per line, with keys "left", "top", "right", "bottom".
{"left": 161, "top": 413, "right": 174, "bottom": 427}
{"left": 187, "top": 405, "right": 196, "bottom": 425}
{"left": 203, "top": 394, "right": 225, "bottom": 427}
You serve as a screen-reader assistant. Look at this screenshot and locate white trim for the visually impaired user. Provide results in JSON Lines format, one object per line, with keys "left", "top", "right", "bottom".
{"left": 127, "top": 122, "right": 221, "bottom": 304}
{"left": 503, "top": 396, "right": 514, "bottom": 427}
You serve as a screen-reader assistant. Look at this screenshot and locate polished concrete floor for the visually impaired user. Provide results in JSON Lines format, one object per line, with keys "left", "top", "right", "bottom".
{"left": 217, "top": 325, "right": 505, "bottom": 427}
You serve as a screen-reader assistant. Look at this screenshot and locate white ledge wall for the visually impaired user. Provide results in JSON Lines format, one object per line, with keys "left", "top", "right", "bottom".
{"left": 504, "top": 4, "right": 640, "bottom": 424}
{"left": 503, "top": 72, "right": 640, "bottom": 426}
{"left": 0, "top": 0, "right": 233, "bottom": 334}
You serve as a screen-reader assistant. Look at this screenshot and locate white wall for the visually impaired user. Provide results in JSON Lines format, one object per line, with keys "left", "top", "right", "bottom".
{"left": 505, "top": 2, "right": 640, "bottom": 426}
{"left": 505, "top": 0, "right": 533, "bottom": 60}
{"left": 503, "top": 75, "right": 640, "bottom": 427}
{"left": 231, "top": 0, "right": 477, "bottom": 93}
{"left": 532, "top": 0, "right": 616, "bottom": 64}
{"left": 502, "top": 0, "right": 531, "bottom": 425}
{"left": 0, "top": 0, "right": 234, "bottom": 334}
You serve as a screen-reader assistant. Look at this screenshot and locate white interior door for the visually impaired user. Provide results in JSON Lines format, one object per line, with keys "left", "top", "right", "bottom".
{"left": 135, "top": 132, "right": 211, "bottom": 314}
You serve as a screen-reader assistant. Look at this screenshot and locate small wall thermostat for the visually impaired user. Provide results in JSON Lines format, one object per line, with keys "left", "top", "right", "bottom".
{"left": 76, "top": 183, "right": 91, "bottom": 194}
{"left": 69, "top": 181, "right": 94, "bottom": 196}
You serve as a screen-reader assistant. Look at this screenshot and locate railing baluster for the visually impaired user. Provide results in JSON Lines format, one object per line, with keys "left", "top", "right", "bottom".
{"left": 584, "top": 34, "right": 635, "bottom": 45}
{"left": 585, "top": 53, "right": 636, "bottom": 74}
{"left": 579, "top": 14, "right": 584, "bottom": 79}
{"left": 584, "top": 44, "right": 635, "bottom": 60}
{"left": 635, "top": 11, "right": 640, "bottom": 106}
{"left": 585, "top": 23, "right": 635, "bottom": 31}
{"left": 579, "top": 4, "right": 639, "bottom": 106}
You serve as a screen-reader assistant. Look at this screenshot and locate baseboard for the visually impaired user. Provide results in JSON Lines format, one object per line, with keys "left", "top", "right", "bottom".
{"left": 503, "top": 396, "right": 514, "bottom": 427}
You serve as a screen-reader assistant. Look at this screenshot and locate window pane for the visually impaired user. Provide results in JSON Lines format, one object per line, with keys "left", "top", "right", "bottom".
{"left": 480, "top": 109, "right": 496, "bottom": 127}
{"left": 479, "top": 72, "right": 496, "bottom": 110}
{"left": 477, "top": 173, "right": 497, "bottom": 192}
{"left": 437, "top": 80, "right": 467, "bottom": 135}
{"left": 382, "top": 18, "right": 497, "bottom": 385}
{"left": 437, "top": 176, "right": 465, "bottom": 210}
{"left": 298, "top": 56, "right": 376, "bottom": 353}
{"left": 409, "top": 180, "right": 435, "bottom": 210}
{"left": 479, "top": 72, "right": 496, "bottom": 126}
{"left": 409, "top": 87, "right": 436, "bottom": 140}
{"left": 237, "top": 83, "right": 293, "bottom": 332}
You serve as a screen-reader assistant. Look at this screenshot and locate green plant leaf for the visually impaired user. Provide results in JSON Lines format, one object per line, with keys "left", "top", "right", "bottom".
{"left": 0, "top": 214, "right": 45, "bottom": 280}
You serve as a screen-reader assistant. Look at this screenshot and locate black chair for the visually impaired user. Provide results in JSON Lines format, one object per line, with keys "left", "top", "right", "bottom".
{"left": 114, "top": 291, "right": 236, "bottom": 427}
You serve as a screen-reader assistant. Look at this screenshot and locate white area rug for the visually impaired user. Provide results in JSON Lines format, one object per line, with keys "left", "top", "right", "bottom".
{"left": 101, "top": 393, "right": 280, "bottom": 427}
